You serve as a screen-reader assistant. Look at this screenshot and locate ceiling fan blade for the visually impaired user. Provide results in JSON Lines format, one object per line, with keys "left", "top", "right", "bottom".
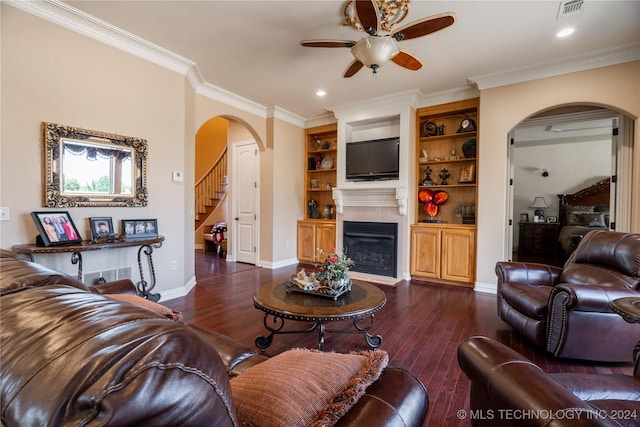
{"left": 391, "top": 13, "right": 455, "bottom": 41}
{"left": 392, "top": 50, "right": 423, "bottom": 71}
{"left": 354, "top": 0, "right": 380, "bottom": 35}
{"left": 343, "top": 59, "right": 364, "bottom": 78}
{"left": 300, "top": 39, "right": 356, "bottom": 48}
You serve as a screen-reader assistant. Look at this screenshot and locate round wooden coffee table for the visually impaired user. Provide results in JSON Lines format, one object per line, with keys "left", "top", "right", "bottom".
{"left": 253, "top": 280, "right": 386, "bottom": 351}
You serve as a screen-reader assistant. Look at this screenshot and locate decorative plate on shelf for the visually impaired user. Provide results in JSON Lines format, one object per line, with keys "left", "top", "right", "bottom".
{"left": 321, "top": 157, "right": 334, "bottom": 170}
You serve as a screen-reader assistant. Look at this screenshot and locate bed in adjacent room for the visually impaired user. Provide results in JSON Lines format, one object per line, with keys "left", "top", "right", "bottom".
{"left": 557, "top": 178, "right": 611, "bottom": 257}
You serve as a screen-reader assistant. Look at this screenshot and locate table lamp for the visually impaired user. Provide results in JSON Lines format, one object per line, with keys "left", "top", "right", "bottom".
{"left": 530, "top": 196, "right": 548, "bottom": 222}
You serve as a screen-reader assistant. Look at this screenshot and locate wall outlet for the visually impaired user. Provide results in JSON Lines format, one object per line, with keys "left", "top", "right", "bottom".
{"left": 0, "top": 207, "right": 9, "bottom": 221}
{"left": 170, "top": 260, "right": 178, "bottom": 271}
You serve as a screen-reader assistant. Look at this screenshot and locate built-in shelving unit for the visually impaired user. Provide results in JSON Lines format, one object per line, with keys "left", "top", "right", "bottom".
{"left": 297, "top": 123, "right": 337, "bottom": 263}
{"left": 410, "top": 98, "right": 479, "bottom": 286}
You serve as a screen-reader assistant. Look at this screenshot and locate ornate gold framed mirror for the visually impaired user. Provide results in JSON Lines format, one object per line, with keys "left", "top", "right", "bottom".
{"left": 43, "top": 122, "right": 148, "bottom": 207}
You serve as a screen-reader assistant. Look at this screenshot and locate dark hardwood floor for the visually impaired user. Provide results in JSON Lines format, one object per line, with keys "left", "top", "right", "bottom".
{"left": 165, "top": 250, "right": 634, "bottom": 427}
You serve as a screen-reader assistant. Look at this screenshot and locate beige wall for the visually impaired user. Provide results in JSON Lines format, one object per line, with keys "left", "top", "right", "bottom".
{"left": 1, "top": 6, "right": 190, "bottom": 295}
{"left": 267, "top": 118, "right": 305, "bottom": 264}
{"left": 476, "top": 61, "right": 640, "bottom": 290}
{"left": 195, "top": 117, "right": 228, "bottom": 180}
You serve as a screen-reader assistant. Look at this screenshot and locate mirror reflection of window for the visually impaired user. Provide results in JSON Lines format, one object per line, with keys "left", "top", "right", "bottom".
{"left": 61, "top": 140, "right": 133, "bottom": 194}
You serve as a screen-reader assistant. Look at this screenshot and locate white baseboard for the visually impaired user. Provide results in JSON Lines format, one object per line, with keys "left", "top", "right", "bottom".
{"left": 474, "top": 281, "right": 497, "bottom": 294}
{"left": 159, "top": 275, "right": 196, "bottom": 302}
{"left": 259, "top": 257, "right": 299, "bottom": 269}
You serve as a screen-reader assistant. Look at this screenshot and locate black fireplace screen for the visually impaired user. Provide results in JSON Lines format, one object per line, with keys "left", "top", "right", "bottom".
{"left": 343, "top": 221, "right": 397, "bottom": 278}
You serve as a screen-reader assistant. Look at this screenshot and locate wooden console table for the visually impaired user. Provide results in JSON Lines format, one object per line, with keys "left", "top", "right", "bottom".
{"left": 13, "top": 236, "right": 165, "bottom": 301}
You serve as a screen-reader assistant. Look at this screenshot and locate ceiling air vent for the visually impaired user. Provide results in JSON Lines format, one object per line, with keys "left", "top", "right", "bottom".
{"left": 557, "top": 0, "right": 584, "bottom": 18}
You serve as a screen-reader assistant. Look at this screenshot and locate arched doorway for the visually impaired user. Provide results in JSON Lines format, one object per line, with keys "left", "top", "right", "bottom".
{"left": 506, "top": 105, "right": 634, "bottom": 263}
{"left": 194, "top": 116, "right": 264, "bottom": 264}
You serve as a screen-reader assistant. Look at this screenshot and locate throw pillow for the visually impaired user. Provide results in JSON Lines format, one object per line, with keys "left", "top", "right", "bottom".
{"left": 580, "top": 213, "right": 607, "bottom": 227}
{"left": 230, "top": 348, "right": 388, "bottom": 427}
{"left": 105, "top": 293, "right": 183, "bottom": 321}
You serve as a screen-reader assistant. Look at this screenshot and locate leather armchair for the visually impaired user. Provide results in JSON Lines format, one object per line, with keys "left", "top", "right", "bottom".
{"left": 496, "top": 230, "right": 640, "bottom": 362}
{"left": 458, "top": 336, "right": 640, "bottom": 427}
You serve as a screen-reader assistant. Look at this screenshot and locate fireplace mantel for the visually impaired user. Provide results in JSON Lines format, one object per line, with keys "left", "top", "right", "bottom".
{"left": 332, "top": 187, "right": 408, "bottom": 216}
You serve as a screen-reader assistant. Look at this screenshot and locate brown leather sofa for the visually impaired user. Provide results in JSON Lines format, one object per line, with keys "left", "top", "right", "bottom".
{"left": 0, "top": 250, "right": 428, "bottom": 426}
{"left": 496, "top": 230, "right": 640, "bottom": 362}
{"left": 458, "top": 336, "right": 640, "bottom": 427}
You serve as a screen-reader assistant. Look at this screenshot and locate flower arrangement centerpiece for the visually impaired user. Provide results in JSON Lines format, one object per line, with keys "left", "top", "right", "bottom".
{"left": 316, "top": 248, "right": 353, "bottom": 284}
{"left": 288, "top": 248, "right": 354, "bottom": 299}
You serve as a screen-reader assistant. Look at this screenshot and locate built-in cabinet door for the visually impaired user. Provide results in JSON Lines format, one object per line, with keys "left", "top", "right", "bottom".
{"left": 297, "top": 220, "right": 336, "bottom": 263}
{"left": 410, "top": 227, "right": 440, "bottom": 278}
{"left": 297, "top": 221, "right": 316, "bottom": 263}
{"left": 315, "top": 222, "right": 336, "bottom": 259}
{"left": 441, "top": 229, "right": 476, "bottom": 283}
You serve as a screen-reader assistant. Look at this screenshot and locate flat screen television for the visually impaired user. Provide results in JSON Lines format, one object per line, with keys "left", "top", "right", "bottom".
{"left": 346, "top": 137, "right": 400, "bottom": 181}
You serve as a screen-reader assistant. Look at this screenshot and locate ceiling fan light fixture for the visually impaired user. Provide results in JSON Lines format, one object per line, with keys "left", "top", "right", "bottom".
{"left": 350, "top": 36, "right": 400, "bottom": 71}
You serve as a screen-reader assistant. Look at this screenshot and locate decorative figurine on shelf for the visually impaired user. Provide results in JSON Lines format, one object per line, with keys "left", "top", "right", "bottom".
{"left": 315, "top": 153, "right": 322, "bottom": 169}
{"left": 437, "top": 124, "right": 445, "bottom": 135}
{"left": 422, "top": 166, "right": 434, "bottom": 186}
{"left": 439, "top": 168, "right": 450, "bottom": 185}
{"left": 321, "top": 204, "right": 332, "bottom": 219}
{"left": 308, "top": 200, "right": 320, "bottom": 219}
{"left": 322, "top": 140, "right": 331, "bottom": 149}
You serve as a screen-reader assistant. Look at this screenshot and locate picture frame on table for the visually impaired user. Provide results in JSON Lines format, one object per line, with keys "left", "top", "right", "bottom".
{"left": 89, "top": 217, "right": 114, "bottom": 242}
{"left": 31, "top": 211, "right": 83, "bottom": 246}
{"left": 122, "top": 219, "right": 158, "bottom": 240}
{"left": 546, "top": 216, "right": 558, "bottom": 224}
{"left": 458, "top": 164, "right": 475, "bottom": 183}
{"left": 520, "top": 213, "right": 529, "bottom": 223}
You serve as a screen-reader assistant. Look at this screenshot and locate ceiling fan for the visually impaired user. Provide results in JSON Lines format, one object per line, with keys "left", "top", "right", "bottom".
{"left": 300, "top": 0, "right": 455, "bottom": 78}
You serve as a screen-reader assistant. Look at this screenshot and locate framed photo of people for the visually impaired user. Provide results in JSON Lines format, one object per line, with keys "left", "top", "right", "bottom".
{"left": 89, "top": 217, "right": 114, "bottom": 242}
{"left": 31, "top": 211, "right": 82, "bottom": 246}
{"left": 122, "top": 219, "right": 158, "bottom": 240}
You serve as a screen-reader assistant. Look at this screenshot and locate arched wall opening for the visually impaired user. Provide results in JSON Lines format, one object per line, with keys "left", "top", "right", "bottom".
{"left": 475, "top": 60, "right": 639, "bottom": 292}
{"left": 194, "top": 115, "right": 264, "bottom": 256}
{"left": 506, "top": 104, "right": 634, "bottom": 265}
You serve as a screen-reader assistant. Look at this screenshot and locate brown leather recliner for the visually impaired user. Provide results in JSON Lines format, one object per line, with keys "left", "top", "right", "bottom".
{"left": 0, "top": 250, "right": 428, "bottom": 426}
{"left": 458, "top": 336, "right": 640, "bottom": 427}
{"left": 496, "top": 230, "right": 640, "bottom": 362}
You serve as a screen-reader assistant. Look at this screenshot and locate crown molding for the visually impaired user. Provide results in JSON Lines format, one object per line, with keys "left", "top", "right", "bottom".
{"left": 328, "top": 89, "right": 421, "bottom": 119}
{"left": 304, "top": 112, "right": 338, "bottom": 129}
{"left": 468, "top": 42, "right": 640, "bottom": 90}
{"left": 266, "top": 106, "right": 306, "bottom": 128}
{"left": 5, "top": 0, "right": 197, "bottom": 76}
{"left": 9, "top": 0, "right": 637, "bottom": 124}
{"left": 417, "top": 86, "right": 480, "bottom": 108}
{"left": 196, "top": 83, "right": 267, "bottom": 118}
{"left": 6, "top": 0, "right": 281, "bottom": 121}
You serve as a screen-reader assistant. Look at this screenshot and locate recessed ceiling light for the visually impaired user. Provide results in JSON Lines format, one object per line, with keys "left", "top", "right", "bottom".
{"left": 556, "top": 27, "right": 575, "bottom": 38}
{"left": 315, "top": 90, "right": 326, "bottom": 97}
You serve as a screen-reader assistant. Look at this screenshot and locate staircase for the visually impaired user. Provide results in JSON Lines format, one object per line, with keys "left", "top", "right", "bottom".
{"left": 195, "top": 147, "right": 228, "bottom": 229}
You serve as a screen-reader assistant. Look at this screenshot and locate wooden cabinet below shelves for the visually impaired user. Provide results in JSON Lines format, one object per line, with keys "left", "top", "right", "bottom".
{"left": 297, "top": 220, "right": 335, "bottom": 264}
{"left": 410, "top": 224, "right": 476, "bottom": 286}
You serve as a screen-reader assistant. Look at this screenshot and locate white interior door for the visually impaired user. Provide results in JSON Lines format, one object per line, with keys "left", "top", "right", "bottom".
{"left": 233, "top": 141, "right": 258, "bottom": 264}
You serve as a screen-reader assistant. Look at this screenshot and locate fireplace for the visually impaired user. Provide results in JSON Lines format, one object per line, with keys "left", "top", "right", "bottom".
{"left": 343, "top": 221, "right": 397, "bottom": 278}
